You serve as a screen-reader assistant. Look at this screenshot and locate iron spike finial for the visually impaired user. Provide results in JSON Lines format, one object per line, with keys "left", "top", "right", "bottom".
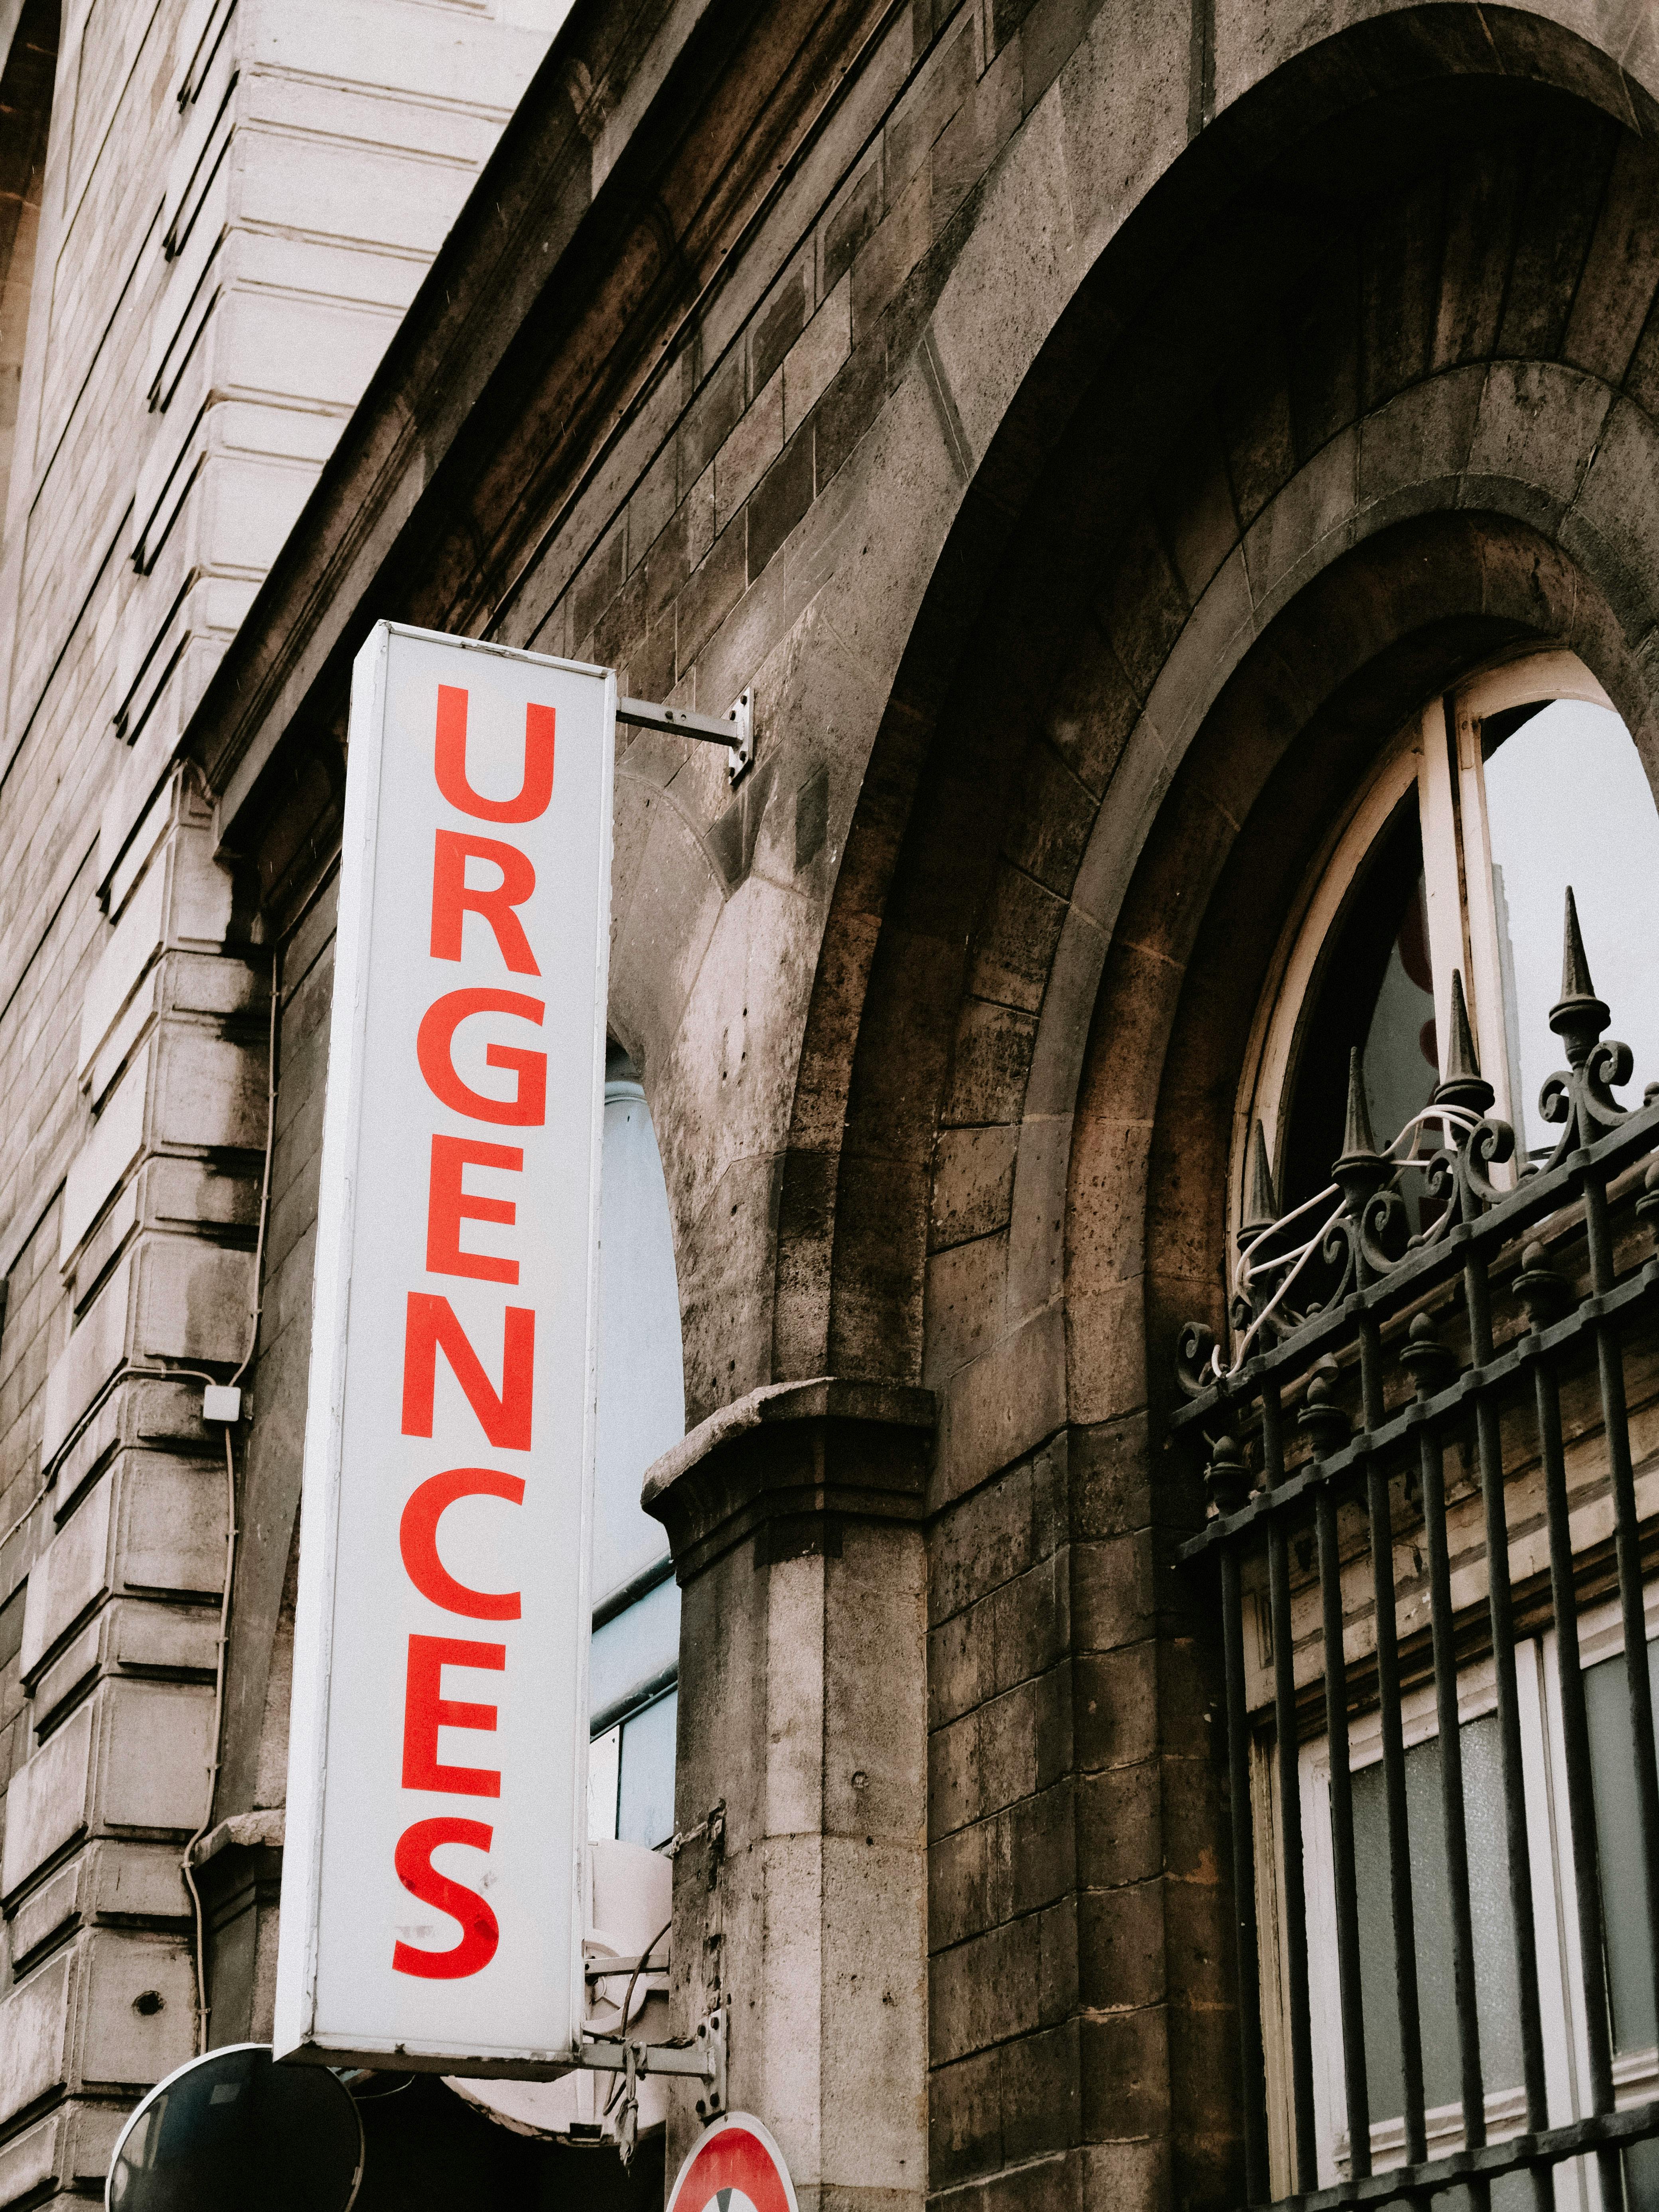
{"left": 1561, "top": 885, "right": 1595, "bottom": 1002}
{"left": 1241, "top": 1122, "right": 1278, "bottom": 1247}
{"left": 1549, "top": 886, "right": 1611, "bottom": 1069}
{"left": 1332, "top": 1045, "right": 1393, "bottom": 1241}
{"left": 1433, "top": 969, "right": 1494, "bottom": 1119}
{"left": 1338, "top": 1046, "right": 1379, "bottom": 1164}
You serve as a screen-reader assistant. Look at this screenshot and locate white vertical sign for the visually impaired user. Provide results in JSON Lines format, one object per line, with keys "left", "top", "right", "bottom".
{"left": 276, "top": 623, "right": 614, "bottom": 2072}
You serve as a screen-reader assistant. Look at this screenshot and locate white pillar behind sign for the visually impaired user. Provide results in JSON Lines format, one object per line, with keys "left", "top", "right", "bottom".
{"left": 276, "top": 622, "right": 614, "bottom": 2074}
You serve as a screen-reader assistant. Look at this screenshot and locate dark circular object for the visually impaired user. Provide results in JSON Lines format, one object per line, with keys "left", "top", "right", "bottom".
{"left": 106, "top": 2043, "right": 363, "bottom": 2212}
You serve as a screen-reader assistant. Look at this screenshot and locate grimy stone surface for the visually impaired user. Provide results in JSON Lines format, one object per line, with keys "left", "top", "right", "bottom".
{"left": 2, "top": 0, "right": 1659, "bottom": 2203}
{"left": 0, "top": 2, "right": 564, "bottom": 2200}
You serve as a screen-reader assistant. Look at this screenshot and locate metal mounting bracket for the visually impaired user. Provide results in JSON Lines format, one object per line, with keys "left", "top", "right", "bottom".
{"left": 617, "top": 690, "right": 752, "bottom": 786}
{"left": 570, "top": 2003, "right": 728, "bottom": 2119}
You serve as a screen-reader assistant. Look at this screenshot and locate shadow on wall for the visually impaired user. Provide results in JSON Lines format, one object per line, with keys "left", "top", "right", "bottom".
{"left": 355, "top": 2074, "right": 666, "bottom": 2209}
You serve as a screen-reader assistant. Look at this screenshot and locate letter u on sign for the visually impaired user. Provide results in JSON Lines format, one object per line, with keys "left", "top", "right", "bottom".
{"left": 276, "top": 623, "right": 614, "bottom": 2072}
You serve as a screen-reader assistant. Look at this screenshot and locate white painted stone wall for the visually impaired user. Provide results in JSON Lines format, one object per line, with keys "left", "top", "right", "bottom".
{"left": 0, "top": 1, "right": 566, "bottom": 2197}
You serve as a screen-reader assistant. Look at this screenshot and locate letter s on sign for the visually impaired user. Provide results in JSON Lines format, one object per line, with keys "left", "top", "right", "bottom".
{"left": 417, "top": 989, "right": 546, "bottom": 1126}
{"left": 393, "top": 1818, "right": 500, "bottom": 1980}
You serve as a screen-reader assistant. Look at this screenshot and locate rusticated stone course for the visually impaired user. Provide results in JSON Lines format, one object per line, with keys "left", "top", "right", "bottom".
{"left": 0, "top": 3, "right": 566, "bottom": 2198}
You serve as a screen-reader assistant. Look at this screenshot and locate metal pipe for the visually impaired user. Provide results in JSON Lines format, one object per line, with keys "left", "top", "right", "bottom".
{"left": 1464, "top": 1251, "right": 1552, "bottom": 2211}
{"left": 1264, "top": 1381, "right": 1317, "bottom": 2190}
{"left": 1223, "top": 1544, "right": 1270, "bottom": 2202}
{"left": 1318, "top": 1481, "right": 1371, "bottom": 2177}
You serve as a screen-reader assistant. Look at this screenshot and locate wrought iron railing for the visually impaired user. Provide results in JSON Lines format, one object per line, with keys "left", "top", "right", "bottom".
{"left": 1174, "top": 893, "right": 1659, "bottom": 2210}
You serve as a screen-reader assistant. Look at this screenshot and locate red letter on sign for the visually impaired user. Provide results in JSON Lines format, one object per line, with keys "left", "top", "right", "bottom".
{"left": 427, "top": 1135, "right": 522, "bottom": 1284}
{"left": 402, "top": 1294, "right": 535, "bottom": 1450}
{"left": 417, "top": 988, "right": 546, "bottom": 1126}
{"left": 435, "top": 685, "right": 555, "bottom": 823}
{"left": 392, "top": 1818, "right": 500, "bottom": 1980}
{"left": 430, "top": 829, "right": 540, "bottom": 975}
{"left": 402, "top": 1633, "right": 505, "bottom": 1796}
{"left": 400, "top": 1467, "right": 525, "bottom": 1621}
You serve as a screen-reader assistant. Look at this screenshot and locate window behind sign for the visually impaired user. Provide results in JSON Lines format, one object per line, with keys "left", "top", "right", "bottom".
{"left": 587, "top": 1048, "right": 683, "bottom": 1854}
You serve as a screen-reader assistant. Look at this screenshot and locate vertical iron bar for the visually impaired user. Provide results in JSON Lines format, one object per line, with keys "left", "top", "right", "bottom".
{"left": 1264, "top": 1383, "right": 1317, "bottom": 2189}
{"left": 1464, "top": 1251, "right": 1552, "bottom": 2209}
{"left": 1530, "top": 1322, "right": 1622, "bottom": 2212}
{"left": 1222, "top": 1543, "right": 1269, "bottom": 2203}
{"left": 1359, "top": 1316, "right": 1427, "bottom": 2164}
{"left": 1416, "top": 1404, "right": 1487, "bottom": 2154}
{"left": 1318, "top": 1479, "right": 1371, "bottom": 2177}
{"left": 1583, "top": 1171, "right": 1659, "bottom": 2042}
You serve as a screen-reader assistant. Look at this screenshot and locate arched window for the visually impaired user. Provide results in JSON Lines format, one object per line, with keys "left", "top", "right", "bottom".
{"left": 585, "top": 1047, "right": 684, "bottom": 1852}
{"left": 1176, "top": 650, "right": 1659, "bottom": 2210}
{"left": 1244, "top": 652, "right": 1659, "bottom": 1232}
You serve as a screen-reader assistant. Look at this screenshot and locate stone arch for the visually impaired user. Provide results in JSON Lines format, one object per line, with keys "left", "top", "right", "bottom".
{"left": 766, "top": 26, "right": 1659, "bottom": 2200}
{"left": 780, "top": 22, "right": 1659, "bottom": 1482}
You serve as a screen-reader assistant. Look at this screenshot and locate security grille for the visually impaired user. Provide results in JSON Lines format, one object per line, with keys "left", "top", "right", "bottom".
{"left": 1174, "top": 894, "right": 1659, "bottom": 2210}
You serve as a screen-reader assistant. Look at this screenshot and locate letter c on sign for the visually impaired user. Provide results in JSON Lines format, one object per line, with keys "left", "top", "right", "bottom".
{"left": 400, "top": 1467, "right": 525, "bottom": 1620}
{"left": 393, "top": 1818, "right": 499, "bottom": 1980}
{"left": 417, "top": 988, "right": 546, "bottom": 1125}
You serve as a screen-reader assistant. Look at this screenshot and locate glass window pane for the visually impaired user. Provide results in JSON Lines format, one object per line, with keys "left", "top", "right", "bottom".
{"left": 1481, "top": 701, "right": 1659, "bottom": 1162}
{"left": 588, "top": 1722, "right": 621, "bottom": 1842}
{"left": 1584, "top": 1636, "right": 1659, "bottom": 2054}
{"left": 590, "top": 1572, "right": 679, "bottom": 1724}
{"left": 617, "top": 1690, "right": 677, "bottom": 1851}
{"left": 1351, "top": 1714, "right": 1521, "bottom": 2131}
{"left": 1282, "top": 800, "right": 1437, "bottom": 1213}
{"left": 594, "top": 1060, "right": 686, "bottom": 1602}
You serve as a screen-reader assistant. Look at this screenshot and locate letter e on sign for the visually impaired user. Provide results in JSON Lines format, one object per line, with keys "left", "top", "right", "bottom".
{"left": 276, "top": 624, "right": 614, "bottom": 2072}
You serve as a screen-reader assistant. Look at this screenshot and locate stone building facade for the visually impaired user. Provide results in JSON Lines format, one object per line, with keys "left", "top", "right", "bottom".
{"left": 6, "top": 0, "right": 1659, "bottom": 2205}
{"left": 0, "top": 3, "right": 566, "bottom": 2202}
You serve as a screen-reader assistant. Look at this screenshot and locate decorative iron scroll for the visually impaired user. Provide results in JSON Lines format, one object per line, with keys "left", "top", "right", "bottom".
{"left": 1171, "top": 890, "right": 1659, "bottom": 2212}
{"left": 1190, "top": 892, "right": 1643, "bottom": 1392}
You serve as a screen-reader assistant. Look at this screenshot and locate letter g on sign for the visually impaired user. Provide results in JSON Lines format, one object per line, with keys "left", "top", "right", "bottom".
{"left": 417, "top": 988, "right": 546, "bottom": 1125}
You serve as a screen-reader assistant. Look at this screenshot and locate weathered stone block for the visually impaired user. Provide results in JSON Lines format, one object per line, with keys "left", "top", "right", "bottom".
{"left": 750, "top": 258, "right": 808, "bottom": 396}
{"left": 782, "top": 279, "right": 850, "bottom": 438}
{"left": 60, "top": 1045, "right": 150, "bottom": 1263}
{"left": 77, "top": 1924, "right": 194, "bottom": 2088}
{"left": 1001, "top": 2019, "right": 1081, "bottom": 2163}
{"left": 747, "top": 427, "right": 815, "bottom": 577}
{"left": 77, "top": 864, "right": 166, "bottom": 1081}
{"left": 822, "top": 160, "right": 880, "bottom": 294}
{"left": 0, "top": 1949, "right": 71, "bottom": 2127}
{"left": 929, "top": 1463, "right": 1034, "bottom": 1625}
{"left": 930, "top": 2044, "right": 1002, "bottom": 2184}
{"left": 0, "top": 2109, "right": 60, "bottom": 2205}
{"left": 2, "top": 1703, "right": 96, "bottom": 1899}
{"left": 1075, "top": 1759, "right": 1159, "bottom": 1890}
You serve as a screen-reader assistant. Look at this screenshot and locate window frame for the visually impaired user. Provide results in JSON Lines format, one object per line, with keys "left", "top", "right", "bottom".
{"left": 1254, "top": 1580, "right": 1659, "bottom": 2206}
{"left": 1233, "top": 648, "right": 1620, "bottom": 1267}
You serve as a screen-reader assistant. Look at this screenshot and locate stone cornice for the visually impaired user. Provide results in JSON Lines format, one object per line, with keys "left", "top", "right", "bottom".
{"left": 191, "top": 0, "right": 890, "bottom": 849}
{"left": 642, "top": 1376, "right": 935, "bottom": 1580}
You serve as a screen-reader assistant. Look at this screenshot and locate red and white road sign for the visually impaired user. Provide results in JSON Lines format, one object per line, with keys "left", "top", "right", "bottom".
{"left": 665, "top": 2114, "right": 799, "bottom": 2212}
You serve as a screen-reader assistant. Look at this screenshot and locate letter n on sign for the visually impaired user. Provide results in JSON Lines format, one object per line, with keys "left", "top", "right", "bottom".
{"left": 275, "top": 623, "right": 614, "bottom": 2074}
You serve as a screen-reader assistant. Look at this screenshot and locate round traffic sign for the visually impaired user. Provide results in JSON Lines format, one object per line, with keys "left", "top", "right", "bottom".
{"left": 105, "top": 2043, "right": 363, "bottom": 2212}
{"left": 665, "top": 2113, "right": 798, "bottom": 2212}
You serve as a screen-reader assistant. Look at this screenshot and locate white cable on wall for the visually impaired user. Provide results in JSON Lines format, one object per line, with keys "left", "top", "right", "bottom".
{"left": 180, "top": 942, "right": 282, "bottom": 2052}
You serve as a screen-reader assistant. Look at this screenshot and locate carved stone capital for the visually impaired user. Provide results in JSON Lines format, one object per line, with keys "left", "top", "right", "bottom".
{"left": 641, "top": 1376, "right": 936, "bottom": 1582}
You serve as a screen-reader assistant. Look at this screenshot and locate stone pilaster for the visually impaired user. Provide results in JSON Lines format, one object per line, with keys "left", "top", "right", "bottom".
{"left": 644, "top": 1377, "right": 934, "bottom": 2211}
{"left": 0, "top": 765, "right": 267, "bottom": 2202}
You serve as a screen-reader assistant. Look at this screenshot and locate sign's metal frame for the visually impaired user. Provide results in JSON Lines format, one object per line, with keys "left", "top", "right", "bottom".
{"left": 617, "top": 689, "right": 752, "bottom": 782}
